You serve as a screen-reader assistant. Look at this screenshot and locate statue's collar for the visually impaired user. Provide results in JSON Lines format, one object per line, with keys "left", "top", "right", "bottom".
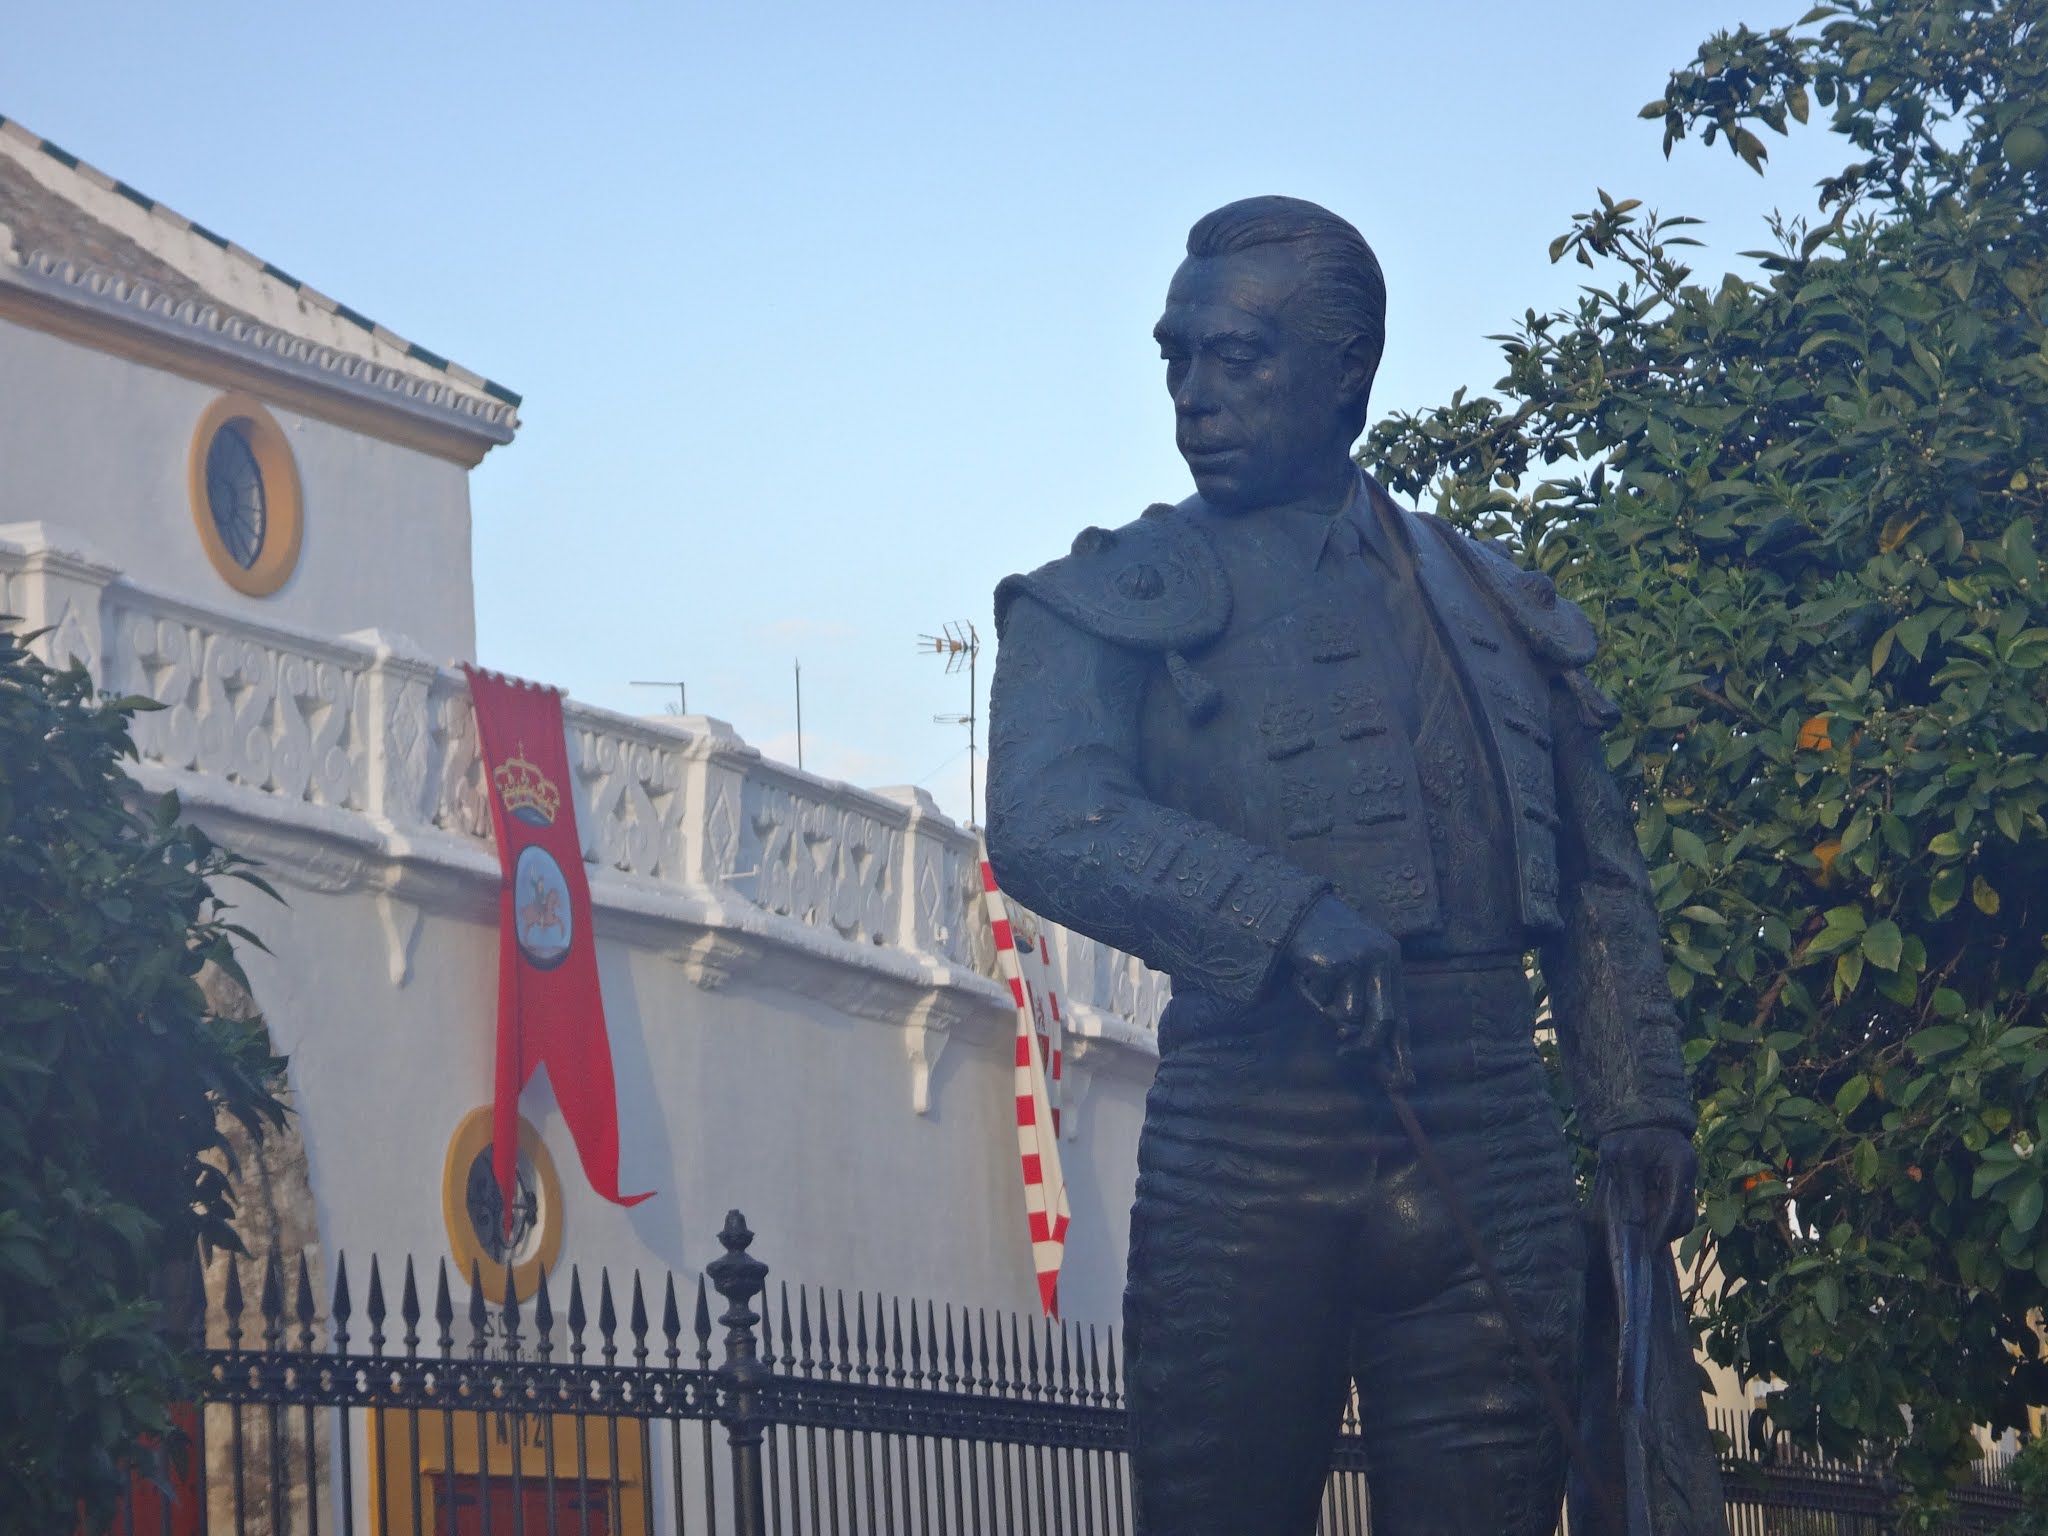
{"left": 1194, "top": 469, "right": 1400, "bottom": 574}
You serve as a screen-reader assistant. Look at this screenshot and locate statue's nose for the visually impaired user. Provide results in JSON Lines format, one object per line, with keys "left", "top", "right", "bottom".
{"left": 1173, "top": 363, "right": 1218, "bottom": 416}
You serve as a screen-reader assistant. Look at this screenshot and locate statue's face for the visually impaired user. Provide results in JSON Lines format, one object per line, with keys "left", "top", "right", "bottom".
{"left": 1155, "top": 244, "right": 1359, "bottom": 512}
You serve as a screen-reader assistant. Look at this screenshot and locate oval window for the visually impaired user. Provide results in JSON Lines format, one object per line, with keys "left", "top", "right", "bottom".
{"left": 188, "top": 394, "right": 303, "bottom": 595}
{"left": 204, "top": 420, "right": 268, "bottom": 569}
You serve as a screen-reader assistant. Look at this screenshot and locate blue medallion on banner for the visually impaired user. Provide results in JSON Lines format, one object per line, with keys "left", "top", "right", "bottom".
{"left": 514, "top": 843, "right": 574, "bottom": 970}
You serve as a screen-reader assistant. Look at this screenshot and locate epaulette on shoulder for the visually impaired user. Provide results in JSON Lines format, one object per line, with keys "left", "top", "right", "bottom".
{"left": 994, "top": 504, "right": 1230, "bottom": 652}
{"left": 1561, "top": 668, "right": 1623, "bottom": 730}
{"left": 994, "top": 504, "right": 1232, "bottom": 721}
{"left": 1415, "top": 512, "right": 1600, "bottom": 672}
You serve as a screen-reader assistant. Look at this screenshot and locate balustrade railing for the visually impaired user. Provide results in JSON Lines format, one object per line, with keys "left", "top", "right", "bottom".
{"left": 0, "top": 533, "right": 1167, "bottom": 1043}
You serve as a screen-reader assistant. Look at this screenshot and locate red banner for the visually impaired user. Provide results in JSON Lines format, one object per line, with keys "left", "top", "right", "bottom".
{"left": 77, "top": 1405, "right": 201, "bottom": 1536}
{"left": 463, "top": 666, "right": 652, "bottom": 1222}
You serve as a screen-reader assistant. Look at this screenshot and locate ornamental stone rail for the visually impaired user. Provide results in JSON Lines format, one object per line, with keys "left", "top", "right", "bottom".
{"left": 0, "top": 521, "right": 1166, "bottom": 1110}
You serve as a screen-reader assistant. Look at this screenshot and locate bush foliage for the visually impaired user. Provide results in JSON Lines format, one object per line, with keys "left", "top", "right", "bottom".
{"left": 0, "top": 626, "right": 285, "bottom": 1535}
{"left": 1365, "top": 0, "right": 2048, "bottom": 1494}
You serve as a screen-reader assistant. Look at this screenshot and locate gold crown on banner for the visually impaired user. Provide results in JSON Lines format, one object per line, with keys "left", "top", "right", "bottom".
{"left": 493, "top": 743, "right": 560, "bottom": 825}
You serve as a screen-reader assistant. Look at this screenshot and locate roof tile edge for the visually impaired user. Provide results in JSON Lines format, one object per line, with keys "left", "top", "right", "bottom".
{"left": 0, "top": 111, "right": 522, "bottom": 411}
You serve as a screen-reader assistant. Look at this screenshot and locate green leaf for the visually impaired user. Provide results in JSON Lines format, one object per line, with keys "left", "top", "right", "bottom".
{"left": 1929, "top": 866, "right": 1964, "bottom": 918}
{"left": 1908, "top": 1025, "right": 1971, "bottom": 1061}
{"left": 1671, "top": 826, "right": 1710, "bottom": 868}
{"left": 2011, "top": 1180, "right": 2044, "bottom": 1236}
{"left": 1810, "top": 904, "right": 1869, "bottom": 955}
{"left": 1815, "top": 1273, "right": 1842, "bottom": 1323}
{"left": 1973, "top": 876, "right": 2000, "bottom": 916}
{"left": 1976, "top": 1159, "right": 2029, "bottom": 1198}
{"left": 1835, "top": 949, "right": 1865, "bottom": 997}
{"left": 1705, "top": 1194, "right": 1741, "bottom": 1238}
{"left": 1861, "top": 920, "right": 1903, "bottom": 971}
{"left": 1835, "top": 1074, "right": 1872, "bottom": 1117}
{"left": 1798, "top": 330, "right": 1865, "bottom": 359}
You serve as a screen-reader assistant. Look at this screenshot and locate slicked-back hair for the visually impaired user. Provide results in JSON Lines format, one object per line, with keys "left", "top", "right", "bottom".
{"left": 1185, "top": 197, "right": 1387, "bottom": 434}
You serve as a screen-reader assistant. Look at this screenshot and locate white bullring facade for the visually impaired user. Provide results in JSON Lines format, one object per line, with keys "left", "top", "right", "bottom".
{"left": 0, "top": 112, "right": 1165, "bottom": 1337}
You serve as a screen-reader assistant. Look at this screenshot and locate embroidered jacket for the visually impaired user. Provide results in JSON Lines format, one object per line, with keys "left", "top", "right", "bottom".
{"left": 986, "top": 473, "right": 1693, "bottom": 1137}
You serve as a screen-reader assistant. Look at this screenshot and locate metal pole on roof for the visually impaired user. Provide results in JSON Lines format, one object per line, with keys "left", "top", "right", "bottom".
{"left": 630, "top": 679, "right": 687, "bottom": 714}
{"left": 919, "top": 621, "right": 981, "bottom": 827}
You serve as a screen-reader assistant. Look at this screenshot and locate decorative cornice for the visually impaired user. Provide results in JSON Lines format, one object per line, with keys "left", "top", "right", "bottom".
{"left": 0, "top": 114, "right": 521, "bottom": 410}
{"left": 0, "top": 245, "right": 517, "bottom": 448}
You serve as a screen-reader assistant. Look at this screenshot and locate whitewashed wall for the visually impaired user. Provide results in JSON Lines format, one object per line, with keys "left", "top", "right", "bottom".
{"left": 0, "top": 315, "right": 478, "bottom": 661}
{"left": 0, "top": 524, "right": 1166, "bottom": 1328}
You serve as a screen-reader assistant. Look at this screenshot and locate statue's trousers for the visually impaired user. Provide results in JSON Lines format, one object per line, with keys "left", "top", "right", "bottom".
{"left": 1124, "top": 957, "right": 1585, "bottom": 1536}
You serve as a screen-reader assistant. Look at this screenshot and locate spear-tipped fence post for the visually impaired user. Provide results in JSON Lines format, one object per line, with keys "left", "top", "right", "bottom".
{"left": 705, "top": 1209, "right": 770, "bottom": 1536}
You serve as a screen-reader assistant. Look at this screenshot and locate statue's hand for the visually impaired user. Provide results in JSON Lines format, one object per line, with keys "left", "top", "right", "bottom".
{"left": 1595, "top": 1126, "right": 1699, "bottom": 1244}
{"left": 1285, "top": 894, "right": 1406, "bottom": 1059}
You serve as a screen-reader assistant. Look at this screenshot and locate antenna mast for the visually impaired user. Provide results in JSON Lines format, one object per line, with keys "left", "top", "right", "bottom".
{"left": 919, "top": 621, "right": 982, "bottom": 826}
{"left": 630, "top": 679, "right": 688, "bottom": 715}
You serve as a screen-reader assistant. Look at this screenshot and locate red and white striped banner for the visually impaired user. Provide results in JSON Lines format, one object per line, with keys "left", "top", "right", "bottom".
{"left": 979, "top": 842, "right": 1070, "bottom": 1318}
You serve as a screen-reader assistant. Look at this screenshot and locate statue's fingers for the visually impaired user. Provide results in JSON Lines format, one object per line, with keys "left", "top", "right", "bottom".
{"left": 1363, "top": 970, "right": 1402, "bottom": 1042}
{"left": 1295, "top": 967, "right": 1337, "bottom": 1017}
{"left": 1339, "top": 970, "right": 1378, "bottom": 1026}
{"left": 1660, "top": 1168, "right": 1699, "bottom": 1242}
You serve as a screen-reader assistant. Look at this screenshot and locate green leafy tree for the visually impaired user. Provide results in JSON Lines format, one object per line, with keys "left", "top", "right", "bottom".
{"left": 0, "top": 625, "right": 286, "bottom": 1535}
{"left": 1365, "top": 0, "right": 2048, "bottom": 1497}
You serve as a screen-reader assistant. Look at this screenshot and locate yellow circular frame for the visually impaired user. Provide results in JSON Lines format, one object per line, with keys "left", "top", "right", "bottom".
{"left": 188, "top": 392, "right": 303, "bottom": 596}
{"left": 441, "top": 1107, "right": 565, "bottom": 1303}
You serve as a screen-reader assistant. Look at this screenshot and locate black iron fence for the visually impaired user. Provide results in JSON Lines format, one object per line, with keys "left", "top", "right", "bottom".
{"left": 1711, "top": 1409, "right": 2022, "bottom": 1536}
{"left": 134, "top": 1211, "right": 2017, "bottom": 1536}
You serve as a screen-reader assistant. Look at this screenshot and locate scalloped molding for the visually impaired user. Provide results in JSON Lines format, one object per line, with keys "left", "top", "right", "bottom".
{"left": 0, "top": 247, "right": 516, "bottom": 466}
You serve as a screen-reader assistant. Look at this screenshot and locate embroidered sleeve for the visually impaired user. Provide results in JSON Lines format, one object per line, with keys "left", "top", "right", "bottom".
{"left": 986, "top": 595, "right": 1328, "bottom": 1004}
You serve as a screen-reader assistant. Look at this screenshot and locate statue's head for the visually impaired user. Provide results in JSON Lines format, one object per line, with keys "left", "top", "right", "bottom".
{"left": 1156, "top": 197, "right": 1386, "bottom": 513}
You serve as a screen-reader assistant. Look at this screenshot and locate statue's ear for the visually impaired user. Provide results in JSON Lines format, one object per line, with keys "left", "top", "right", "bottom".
{"left": 1336, "top": 334, "right": 1377, "bottom": 422}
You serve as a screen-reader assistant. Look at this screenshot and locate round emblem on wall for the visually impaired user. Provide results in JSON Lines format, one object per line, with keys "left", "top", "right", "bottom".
{"left": 513, "top": 844, "right": 574, "bottom": 969}
{"left": 187, "top": 393, "right": 303, "bottom": 597}
{"left": 442, "top": 1107, "right": 564, "bottom": 1303}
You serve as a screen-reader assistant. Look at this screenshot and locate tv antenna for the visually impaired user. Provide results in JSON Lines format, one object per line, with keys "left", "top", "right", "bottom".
{"left": 920, "top": 621, "right": 981, "bottom": 827}
{"left": 631, "top": 679, "right": 687, "bottom": 715}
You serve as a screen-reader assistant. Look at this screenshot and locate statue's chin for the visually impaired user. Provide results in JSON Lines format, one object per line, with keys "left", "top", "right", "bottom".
{"left": 1186, "top": 467, "right": 1254, "bottom": 514}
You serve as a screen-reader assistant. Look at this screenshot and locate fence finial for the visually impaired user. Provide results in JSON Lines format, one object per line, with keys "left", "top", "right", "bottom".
{"left": 432, "top": 1259, "right": 454, "bottom": 1358}
{"left": 466, "top": 1258, "right": 488, "bottom": 1358}
{"left": 295, "top": 1253, "right": 317, "bottom": 1352}
{"left": 222, "top": 1254, "right": 245, "bottom": 1350}
{"left": 568, "top": 1267, "right": 588, "bottom": 1364}
{"left": 706, "top": 1209, "right": 770, "bottom": 1535}
{"left": 261, "top": 1251, "right": 285, "bottom": 1350}
{"left": 534, "top": 1267, "right": 555, "bottom": 1359}
{"left": 331, "top": 1254, "right": 352, "bottom": 1356}
{"left": 599, "top": 1269, "right": 618, "bottom": 1365}
{"left": 500, "top": 1263, "right": 521, "bottom": 1357}
{"left": 661, "top": 1273, "right": 681, "bottom": 1368}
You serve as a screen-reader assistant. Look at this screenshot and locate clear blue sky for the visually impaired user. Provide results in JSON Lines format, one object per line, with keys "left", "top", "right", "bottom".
{"left": 3, "top": 1, "right": 1845, "bottom": 824}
